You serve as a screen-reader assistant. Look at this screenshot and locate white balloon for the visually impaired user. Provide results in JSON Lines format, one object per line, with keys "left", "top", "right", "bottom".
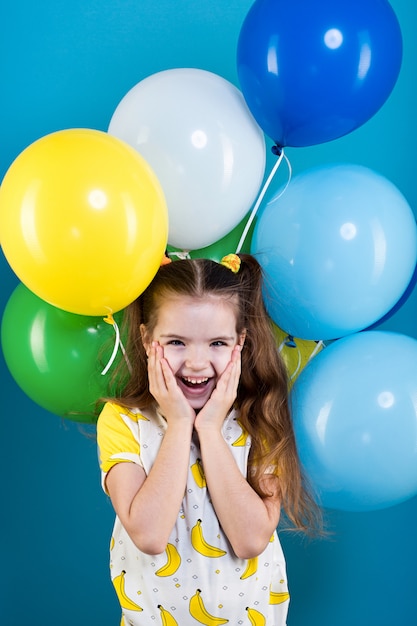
{"left": 108, "top": 68, "right": 266, "bottom": 250}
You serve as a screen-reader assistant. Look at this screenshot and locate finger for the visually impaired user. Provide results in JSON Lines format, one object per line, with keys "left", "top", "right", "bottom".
{"left": 154, "top": 347, "right": 188, "bottom": 401}
{"left": 148, "top": 342, "right": 169, "bottom": 395}
{"left": 158, "top": 355, "right": 196, "bottom": 422}
{"left": 230, "top": 345, "right": 242, "bottom": 385}
{"left": 231, "top": 344, "right": 242, "bottom": 365}
{"left": 159, "top": 356, "right": 178, "bottom": 391}
{"left": 219, "top": 346, "right": 242, "bottom": 390}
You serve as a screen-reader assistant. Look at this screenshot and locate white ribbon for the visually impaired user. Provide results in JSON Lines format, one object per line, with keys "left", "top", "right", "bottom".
{"left": 235, "top": 147, "right": 292, "bottom": 254}
{"left": 101, "top": 314, "right": 132, "bottom": 376}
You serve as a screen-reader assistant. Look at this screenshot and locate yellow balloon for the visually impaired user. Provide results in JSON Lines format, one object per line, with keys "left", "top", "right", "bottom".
{"left": 272, "top": 323, "right": 323, "bottom": 385}
{"left": 0, "top": 129, "right": 168, "bottom": 315}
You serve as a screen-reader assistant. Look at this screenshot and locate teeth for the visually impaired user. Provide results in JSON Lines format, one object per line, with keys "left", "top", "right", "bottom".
{"left": 183, "top": 377, "right": 209, "bottom": 385}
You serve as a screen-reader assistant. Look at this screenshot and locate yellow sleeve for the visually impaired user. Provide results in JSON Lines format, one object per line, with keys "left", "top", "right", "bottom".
{"left": 97, "top": 402, "right": 142, "bottom": 492}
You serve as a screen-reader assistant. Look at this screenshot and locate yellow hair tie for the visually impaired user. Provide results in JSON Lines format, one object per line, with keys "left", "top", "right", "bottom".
{"left": 220, "top": 253, "right": 241, "bottom": 273}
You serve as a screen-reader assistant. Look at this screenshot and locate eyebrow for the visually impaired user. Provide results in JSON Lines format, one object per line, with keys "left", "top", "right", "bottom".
{"left": 159, "top": 334, "right": 236, "bottom": 342}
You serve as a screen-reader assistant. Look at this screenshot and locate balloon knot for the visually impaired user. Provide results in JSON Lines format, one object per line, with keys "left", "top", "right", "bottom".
{"left": 271, "top": 144, "right": 283, "bottom": 156}
{"left": 285, "top": 335, "right": 296, "bottom": 348}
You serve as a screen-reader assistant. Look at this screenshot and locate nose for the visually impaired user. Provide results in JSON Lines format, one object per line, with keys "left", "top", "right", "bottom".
{"left": 184, "top": 345, "right": 209, "bottom": 370}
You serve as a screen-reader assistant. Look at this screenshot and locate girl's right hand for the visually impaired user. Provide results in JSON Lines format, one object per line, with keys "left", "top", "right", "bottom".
{"left": 147, "top": 341, "right": 196, "bottom": 425}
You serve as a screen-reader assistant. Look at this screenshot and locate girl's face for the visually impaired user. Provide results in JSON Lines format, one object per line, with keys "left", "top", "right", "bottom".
{"left": 143, "top": 295, "right": 245, "bottom": 410}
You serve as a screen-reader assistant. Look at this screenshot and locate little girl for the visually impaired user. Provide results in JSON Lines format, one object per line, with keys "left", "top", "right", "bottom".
{"left": 97, "top": 253, "right": 320, "bottom": 626}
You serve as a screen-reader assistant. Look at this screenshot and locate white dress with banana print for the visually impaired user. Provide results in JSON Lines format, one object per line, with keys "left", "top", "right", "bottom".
{"left": 97, "top": 402, "right": 289, "bottom": 626}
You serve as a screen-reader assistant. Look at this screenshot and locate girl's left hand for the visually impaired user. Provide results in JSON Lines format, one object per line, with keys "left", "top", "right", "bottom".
{"left": 194, "top": 344, "right": 242, "bottom": 433}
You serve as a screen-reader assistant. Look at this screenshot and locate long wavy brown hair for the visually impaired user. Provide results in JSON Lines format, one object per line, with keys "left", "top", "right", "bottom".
{"left": 106, "top": 253, "right": 322, "bottom": 534}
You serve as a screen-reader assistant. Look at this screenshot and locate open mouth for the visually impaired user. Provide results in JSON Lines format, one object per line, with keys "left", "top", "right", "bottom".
{"left": 177, "top": 375, "right": 215, "bottom": 407}
{"left": 181, "top": 376, "right": 210, "bottom": 388}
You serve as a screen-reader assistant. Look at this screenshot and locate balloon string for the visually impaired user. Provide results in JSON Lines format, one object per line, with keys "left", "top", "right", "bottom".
{"left": 278, "top": 337, "right": 324, "bottom": 382}
{"left": 168, "top": 250, "right": 192, "bottom": 260}
{"left": 235, "top": 147, "right": 292, "bottom": 254}
{"left": 101, "top": 314, "right": 132, "bottom": 376}
{"left": 277, "top": 338, "right": 302, "bottom": 382}
{"left": 307, "top": 340, "right": 324, "bottom": 362}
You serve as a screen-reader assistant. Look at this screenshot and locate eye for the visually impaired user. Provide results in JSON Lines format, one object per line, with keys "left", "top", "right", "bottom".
{"left": 167, "top": 339, "right": 184, "bottom": 346}
{"left": 210, "top": 340, "right": 228, "bottom": 347}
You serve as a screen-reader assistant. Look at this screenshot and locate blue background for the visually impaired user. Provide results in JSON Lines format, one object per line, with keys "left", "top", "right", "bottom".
{"left": 1, "top": 1, "right": 416, "bottom": 624}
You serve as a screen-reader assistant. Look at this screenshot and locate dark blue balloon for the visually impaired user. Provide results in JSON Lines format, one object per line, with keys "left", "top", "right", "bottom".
{"left": 237, "top": 0, "right": 403, "bottom": 147}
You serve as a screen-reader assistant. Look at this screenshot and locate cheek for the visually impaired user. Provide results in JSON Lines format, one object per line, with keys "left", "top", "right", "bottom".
{"left": 215, "top": 349, "right": 234, "bottom": 372}
{"left": 161, "top": 347, "right": 182, "bottom": 372}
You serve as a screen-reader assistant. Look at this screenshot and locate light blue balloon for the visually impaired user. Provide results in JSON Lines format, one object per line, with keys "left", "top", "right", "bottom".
{"left": 251, "top": 164, "right": 417, "bottom": 340}
{"left": 290, "top": 331, "right": 417, "bottom": 512}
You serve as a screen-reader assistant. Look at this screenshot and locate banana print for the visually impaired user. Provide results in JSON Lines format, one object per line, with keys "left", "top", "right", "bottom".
{"left": 189, "top": 589, "right": 229, "bottom": 625}
{"left": 269, "top": 589, "right": 290, "bottom": 605}
{"left": 155, "top": 543, "right": 182, "bottom": 577}
{"left": 101, "top": 406, "right": 289, "bottom": 624}
{"left": 240, "top": 556, "right": 258, "bottom": 579}
{"left": 191, "top": 519, "right": 227, "bottom": 557}
{"left": 112, "top": 570, "right": 143, "bottom": 612}
{"left": 246, "top": 606, "right": 266, "bottom": 626}
{"left": 191, "top": 457, "right": 207, "bottom": 488}
{"left": 158, "top": 604, "right": 179, "bottom": 626}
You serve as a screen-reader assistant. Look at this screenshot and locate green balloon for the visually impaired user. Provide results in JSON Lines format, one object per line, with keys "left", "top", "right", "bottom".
{"left": 167, "top": 212, "right": 255, "bottom": 262}
{"left": 1, "top": 283, "right": 122, "bottom": 423}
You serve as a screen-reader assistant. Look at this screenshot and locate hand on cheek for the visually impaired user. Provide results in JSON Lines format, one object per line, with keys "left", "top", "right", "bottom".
{"left": 147, "top": 341, "right": 195, "bottom": 425}
{"left": 195, "top": 344, "right": 242, "bottom": 432}
{"left": 220, "top": 344, "right": 242, "bottom": 398}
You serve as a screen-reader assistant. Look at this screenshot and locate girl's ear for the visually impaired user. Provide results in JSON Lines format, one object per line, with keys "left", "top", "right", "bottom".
{"left": 140, "top": 324, "right": 151, "bottom": 356}
{"left": 239, "top": 329, "right": 247, "bottom": 347}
